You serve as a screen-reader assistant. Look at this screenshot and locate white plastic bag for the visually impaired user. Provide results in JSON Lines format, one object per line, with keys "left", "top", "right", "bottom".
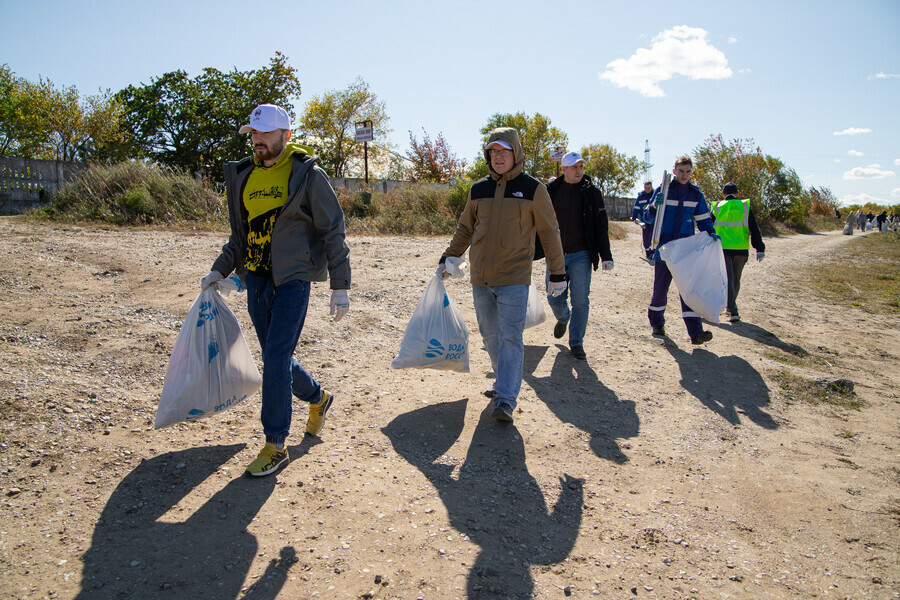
{"left": 658, "top": 231, "right": 727, "bottom": 323}
{"left": 390, "top": 274, "right": 469, "bottom": 372}
{"left": 155, "top": 288, "right": 262, "bottom": 428}
{"left": 524, "top": 282, "right": 547, "bottom": 329}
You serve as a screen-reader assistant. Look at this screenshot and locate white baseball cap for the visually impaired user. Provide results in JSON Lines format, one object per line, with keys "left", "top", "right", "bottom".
{"left": 485, "top": 139, "right": 513, "bottom": 150}
{"left": 239, "top": 104, "right": 291, "bottom": 134}
{"left": 561, "top": 152, "right": 585, "bottom": 167}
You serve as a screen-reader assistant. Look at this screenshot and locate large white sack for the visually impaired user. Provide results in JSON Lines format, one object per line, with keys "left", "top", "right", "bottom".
{"left": 391, "top": 274, "right": 469, "bottom": 372}
{"left": 658, "top": 231, "right": 728, "bottom": 323}
{"left": 155, "top": 288, "right": 261, "bottom": 428}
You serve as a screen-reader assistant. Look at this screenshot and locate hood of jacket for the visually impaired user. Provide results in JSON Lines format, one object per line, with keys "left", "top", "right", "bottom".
{"left": 483, "top": 127, "right": 525, "bottom": 181}
{"left": 252, "top": 140, "right": 315, "bottom": 168}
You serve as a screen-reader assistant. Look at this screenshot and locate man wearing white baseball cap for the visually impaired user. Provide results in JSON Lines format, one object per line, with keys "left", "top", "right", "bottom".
{"left": 539, "top": 151, "right": 613, "bottom": 360}
{"left": 202, "top": 103, "right": 352, "bottom": 476}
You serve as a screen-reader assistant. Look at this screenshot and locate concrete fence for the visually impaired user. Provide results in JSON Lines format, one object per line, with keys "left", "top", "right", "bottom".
{"left": 327, "top": 177, "right": 451, "bottom": 195}
{"left": 0, "top": 157, "right": 87, "bottom": 215}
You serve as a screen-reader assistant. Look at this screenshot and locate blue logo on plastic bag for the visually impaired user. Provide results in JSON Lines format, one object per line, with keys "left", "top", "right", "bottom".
{"left": 443, "top": 294, "right": 450, "bottom": 308}
{"left": 425, "top": 338, "right": 445, "bottom": 358}
{"left": 186, "top": 409, "right": 205, "bottom": 420}
{"left": 197, "top": 301, "right": 219, "bottom": 327}
{"left": 208, "top": 337, "right": 219, "bottom": 363}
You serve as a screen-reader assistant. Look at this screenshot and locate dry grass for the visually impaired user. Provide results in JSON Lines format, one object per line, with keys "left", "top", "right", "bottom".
{"left": 798, "top": 231, "right": 900, "bottom": 314}
{"left": 771, "top": 369, "right": 865, "bottom": 410}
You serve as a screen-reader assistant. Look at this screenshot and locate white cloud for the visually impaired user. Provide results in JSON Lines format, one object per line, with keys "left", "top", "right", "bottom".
{"left": 893, "top": 187, "right": 900, "bottom": 198}
{"left": 599, "top": 26, "right": 732, "bottom": 98}
{"left": 848, "top": 149, "right": 864, "bottom": 156}
{"left": 870, "top": 72, "right": 900, "bottom": 79}
{"left": 727, "top": 36, "right": 738, "bottom": 44}
{"left": 833, "top": 127, "right": 872, "bottom": 136}
{"left": 834, "top": 158, "right": 841, "bottom": 163}
{"left": 843, "top": 164, "right": 896, "bottom": 180}
{"left": 895, "top": 158, "right": 900, "bottom": 166}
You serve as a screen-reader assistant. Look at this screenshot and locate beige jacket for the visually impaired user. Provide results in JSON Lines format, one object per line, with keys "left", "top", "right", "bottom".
{"left": 443, "top": 127, "right": 565, "bottom": 287}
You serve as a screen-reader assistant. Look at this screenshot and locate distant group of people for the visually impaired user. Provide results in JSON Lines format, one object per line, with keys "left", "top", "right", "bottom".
{"left": 844, "top": 209, "right": 898, "bottom": 234}
{"left": 197, "top": 102, "right": 777, "bottom": 476}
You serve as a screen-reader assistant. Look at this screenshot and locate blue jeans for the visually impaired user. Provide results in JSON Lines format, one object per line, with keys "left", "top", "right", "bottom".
{"left": 245, "top": 272, "right": 321, "bottom": 446}
{"left": 545, "top": 250, "right": 591, "bottom": 347}
{"left": 472, "top": 284, "right": 528, "bottom": 411}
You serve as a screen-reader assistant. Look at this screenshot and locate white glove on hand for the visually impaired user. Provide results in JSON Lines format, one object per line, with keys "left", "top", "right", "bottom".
{"left": 601, "top": 261, "right": 614, "bottom": 271}
{"left": 756, "top": 252, "right": 765, "bottom": 263}
{"left": 330, "top": 290, "right": 350, "bottom": 322}
{"left": 436, "top": 263, "right": 448, "bottom": 279}
{"left": 201, "top": 271, "right": 224, "bottom": 291}
{"left": 548, "top": 280, "right": 567, "bottom": 298}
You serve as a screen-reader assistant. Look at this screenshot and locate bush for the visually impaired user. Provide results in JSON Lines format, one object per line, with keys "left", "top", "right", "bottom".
{"left": 337, "top": 184, "right": 460, "bottom": 236}
{"left": 46, "top": 161, "right": 225, "bottom": 226}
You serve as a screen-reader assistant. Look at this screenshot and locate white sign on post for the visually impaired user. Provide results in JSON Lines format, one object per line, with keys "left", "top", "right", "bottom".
{"left": 549, "top": 149, "right": 565, "bottom": 163}
{"left": 355, "top": 126, "right": 374, "bottom": 143}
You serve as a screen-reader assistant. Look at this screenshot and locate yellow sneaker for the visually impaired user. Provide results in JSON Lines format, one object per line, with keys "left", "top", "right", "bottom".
{"left": 244, "top": 443, "right": 289, "bottom": 477}
{"left": 305, "top": 389, "right": 334, "bottom": 436}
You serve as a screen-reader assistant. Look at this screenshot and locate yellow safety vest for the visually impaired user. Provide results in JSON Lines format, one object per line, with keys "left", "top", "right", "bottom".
{"left": 712, "top": 198, "right": 750, "bottom": 250}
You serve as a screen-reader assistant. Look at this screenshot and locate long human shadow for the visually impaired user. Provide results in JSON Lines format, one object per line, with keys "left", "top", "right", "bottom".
{"left": 523, "top": 344, "right": 639, "bottom": 463}
{"left": 76, "top": 439, "right": 319, "bottom": 599}
{"left": 713, "top": 320, "right": 809, "bottom": 356}
{"left": 665, "top": 345, "right": 778, "bottom": 429}
{"left": 383, "top": 399, "right": 584, "bottom": 599}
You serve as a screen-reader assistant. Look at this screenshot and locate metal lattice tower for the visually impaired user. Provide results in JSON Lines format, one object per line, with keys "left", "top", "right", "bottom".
{"left": 643, "top": 139, "right": 653, "bottom": 184}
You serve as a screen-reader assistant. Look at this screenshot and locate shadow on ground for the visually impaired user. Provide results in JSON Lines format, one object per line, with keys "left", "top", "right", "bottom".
{"left": 715, "top": 320, "right": 809, "bottom": 356}
{"left": 523, "top": 344, "right": 639, "bottom": 463}
{"left": 383, "top": 399, "right": 583, "bottom": 599}
{"left": 666, "top": 345, "right": 778, "bottom": 429}
{"left": 77, "top": 437, "right": 319, "bottom": 599}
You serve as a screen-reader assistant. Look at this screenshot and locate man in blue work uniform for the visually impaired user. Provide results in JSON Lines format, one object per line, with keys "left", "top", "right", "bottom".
{"left": 642, "top": 156, "right": 717, "bottom": 345}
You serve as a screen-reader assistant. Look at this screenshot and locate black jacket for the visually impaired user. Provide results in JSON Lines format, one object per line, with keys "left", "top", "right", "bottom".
{"left": 534, "top": 175, "right": 612, "bottom": 270}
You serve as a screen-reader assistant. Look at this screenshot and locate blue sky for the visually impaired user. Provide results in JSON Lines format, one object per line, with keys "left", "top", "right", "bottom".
{"left": 1, "top": 0, "right": 897, "bottom": 206}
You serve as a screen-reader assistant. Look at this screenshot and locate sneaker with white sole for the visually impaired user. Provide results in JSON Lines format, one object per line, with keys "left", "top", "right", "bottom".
{"left": 245, "top": 443, "right": 289, "bottom": 477}
{"left": 305, "top": 389, "right": 334, "bottom": 436}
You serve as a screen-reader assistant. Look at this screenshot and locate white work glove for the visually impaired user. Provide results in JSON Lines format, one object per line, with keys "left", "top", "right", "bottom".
{"left": 436, "top": 263, "right": 448, "bottom": 279}
{"left": 547, "top": 280, "right": 567, "bottom": 298}
{"left": 330, "top": 290, "right": 350, "bottom": 322}
{"left": 601, "top": 261, "right": 614, "bottom": 271}
{"left": 201, "top": 271, "right": 224, "bottom": 291}
{"left": 756, "top": 252, "right": 765, "bottom": 263}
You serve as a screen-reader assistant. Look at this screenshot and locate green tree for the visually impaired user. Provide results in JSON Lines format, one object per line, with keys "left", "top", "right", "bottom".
{"left": 118, "top": 53, "right": 301, "bottom": 179}
{"left": 692, "top": 134, "right": 807, "bottom": 223}
{"left": 42, "top": 84, "right": 127, "bottom": 161}
{"left": 479, "top": 112, "right": 567, "bottom": 180}
{"left": 298, "top": 77, "right": 390, "bottom": 177}
{"left": 0, "top": 65, "right": 47, "bottom": 157}
{"left": 580, "top": 143, "right": 642, "bottom": 197}
{"left": 692, "top": 135, "right": 767, "bottom": 204}
{"left": 406, "top": 129, "right": 466, "bottom": 183}
{"left": 0, "top": 66, "right": 126, "bottom": 162}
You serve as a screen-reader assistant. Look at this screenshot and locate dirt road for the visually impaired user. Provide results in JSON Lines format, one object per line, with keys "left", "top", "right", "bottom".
{"left": 0, "top": 217, "right": 897, "bottom": 599}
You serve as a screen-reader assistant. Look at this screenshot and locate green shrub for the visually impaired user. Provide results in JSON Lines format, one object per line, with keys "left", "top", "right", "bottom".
{"left": 46, "top": 161, "right": 225, "bottom": 226}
